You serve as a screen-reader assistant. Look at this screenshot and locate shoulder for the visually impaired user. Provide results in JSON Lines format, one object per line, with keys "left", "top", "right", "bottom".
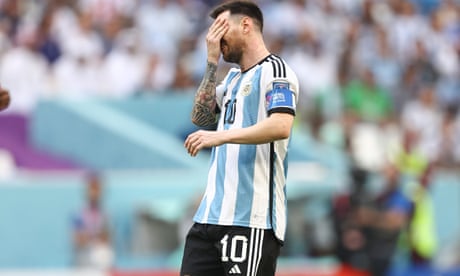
{"left": 260, "top": 55, "right": 299, "bottom": 91}
{"left": 220, "top": 67, "right": 241, "bottom": 85}
{"left": 260, "top": 55, "right": 292, "bottom": 78}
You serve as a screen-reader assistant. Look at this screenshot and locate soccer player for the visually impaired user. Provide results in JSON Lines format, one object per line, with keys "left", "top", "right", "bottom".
{"left": 182, "top": 1, "right": 299, "bottom": 276}
{"left": 0, "top": 87, "right": 10, "bottom": 111}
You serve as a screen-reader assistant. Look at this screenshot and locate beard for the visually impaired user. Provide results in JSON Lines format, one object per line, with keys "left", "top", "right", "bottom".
{"left": 221, "top": 39, "right": 243, "bottom": 64}
{"left": 223, "top": 48, "right": 242, "bottom": 64}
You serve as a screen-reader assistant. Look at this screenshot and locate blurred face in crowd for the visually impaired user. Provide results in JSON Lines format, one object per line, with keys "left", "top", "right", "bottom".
{"left": 383, "top": 164, "right": 400, "bottom": 191}
{"left": 87, "top": 177, "right": 102, "bottom": 208}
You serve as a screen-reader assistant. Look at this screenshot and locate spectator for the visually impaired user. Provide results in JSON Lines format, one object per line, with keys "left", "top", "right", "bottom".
{"left": 342, "top": 67, "right": 393, "bottom": 123}
{"left": 388, "top": 1, "right": 427, "bottom": 63}
{"left": 51, "top": 48, "right": 102, "bottom": 98}
{"left": 99, "top": 28, "right": 149, "bottom": 97}
{"left": 72, "top": 173, "right": 113, "bottom": 270}
{"left": 369, "top": 27, "right": 402, "bottom": 95}
{"left": 285, "top": 34, "right": 340, "bottom": 120}
{"left": 331, "top": 166, "right": 372, "bottom": 272}
{"left": 393, "top": 128, "right": 429, "bottom": 178}
{"left": 437, "top": 106, "right": 460, "bottom": 167}
{"left": 59, "top": 10, "right": 103, "bottom": 63}
{"left": 405, "top": 164, "right": 437, "bottom": 268}
{"left": 36, "top": 3, "right": 62, "bottom": 64}
{"left": 134, "top": 0, "right": 193, "bottom": 60}
{"left": 0, "top": 23, "right": 50, "bottom": 113}
{"left": 401, "top": 84, "right": 442, "bottom": 162}
{"left": 334, "top": 164, "right": 412, "bottom": 276}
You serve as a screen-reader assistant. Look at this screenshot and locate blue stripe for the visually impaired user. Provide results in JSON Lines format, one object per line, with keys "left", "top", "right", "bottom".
{"left": 234, "top": 68, "right": 262, "bottom": 224}
{"left": 209, "top": 144, "right": 226, "bottom": 221}
{"left": 234, "top": 145, "right": 256, "bottom": 223}
{"left": 225, "top": 71, "right": 239, "bottom": 92}
{"left": 194, "top": 146, "right": 217, "bottom": 221}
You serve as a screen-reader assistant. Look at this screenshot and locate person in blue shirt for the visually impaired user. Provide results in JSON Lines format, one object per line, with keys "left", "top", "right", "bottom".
{"left": 355, "top": 164, "right": 413, "bottom": 276}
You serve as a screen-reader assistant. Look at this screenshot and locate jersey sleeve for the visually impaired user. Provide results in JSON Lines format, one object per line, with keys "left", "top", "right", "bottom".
{"left": 263, "top": 59, "right": 299, "bottom": 116}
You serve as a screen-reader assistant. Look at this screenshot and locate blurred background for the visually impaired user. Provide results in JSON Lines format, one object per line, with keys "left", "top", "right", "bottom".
{"left": 0, "top": 0, "right": 459, "bottom": 275}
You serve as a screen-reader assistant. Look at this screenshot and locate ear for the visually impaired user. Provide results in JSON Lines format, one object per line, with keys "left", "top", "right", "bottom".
{"left": 241, "top": 16, "right": 251, "bottom": 34}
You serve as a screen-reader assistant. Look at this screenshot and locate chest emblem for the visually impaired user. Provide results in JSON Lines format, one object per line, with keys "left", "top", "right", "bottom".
{"left": 240, "top": 84, "right": 252, "bottom": 96}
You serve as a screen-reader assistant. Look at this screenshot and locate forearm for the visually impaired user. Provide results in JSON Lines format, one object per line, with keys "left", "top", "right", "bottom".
{"left": 191, "top": 62, "right": 219, "bottom": 127}
{"left": 221, "top": 113, "right": 294, "bottom": 144}
{"left": 358, "top": 207, "right": 407, "bottom": 231}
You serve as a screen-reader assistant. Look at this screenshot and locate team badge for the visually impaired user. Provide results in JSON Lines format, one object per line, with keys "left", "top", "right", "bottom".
{"left": 240, "top": 84, "right": 252, "bottom": 96}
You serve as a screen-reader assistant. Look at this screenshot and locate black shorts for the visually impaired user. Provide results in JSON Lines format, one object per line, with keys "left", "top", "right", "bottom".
{"left": 180, "top": 223, "right": 281, "bottom": 276}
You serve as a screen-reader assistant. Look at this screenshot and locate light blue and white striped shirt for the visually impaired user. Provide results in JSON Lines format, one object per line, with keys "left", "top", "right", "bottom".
{"left": 194, "top": 54, "right": 299, "bottom": 241}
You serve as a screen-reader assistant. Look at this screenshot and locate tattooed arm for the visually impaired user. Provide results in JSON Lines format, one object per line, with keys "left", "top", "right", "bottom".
{"left": 191, "top": 62, "right": 219, "bottom": 127}
{"left": 191, "top": 11, "right": 229, "bottom": 127}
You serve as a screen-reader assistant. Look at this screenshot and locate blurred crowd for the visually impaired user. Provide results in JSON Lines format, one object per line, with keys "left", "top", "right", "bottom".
{"left": 0, "top": 0, "right": 459, "bottom": 170}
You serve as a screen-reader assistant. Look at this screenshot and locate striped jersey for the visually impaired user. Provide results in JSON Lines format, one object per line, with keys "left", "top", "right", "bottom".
{"left": 193, "top": 54, "right": 299, "bottom": 241}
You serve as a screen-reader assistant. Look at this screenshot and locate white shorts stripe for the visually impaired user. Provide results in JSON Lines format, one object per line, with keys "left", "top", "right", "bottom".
{"left": 246, "top": 229, "right": 264, "bottom": 276}
{"left": 251, "top": 229, "right": 260, "bottom": 276}
{"left": 246, "top": 228, "right": 255, "bottom": 276}
{"left": 254, "top": 230, "right": 264, "bottom": 275}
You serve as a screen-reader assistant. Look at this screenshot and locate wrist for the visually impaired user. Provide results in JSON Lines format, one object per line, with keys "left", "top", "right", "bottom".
{"left": 207, "top": 58, "right": 219, "bottom": 65}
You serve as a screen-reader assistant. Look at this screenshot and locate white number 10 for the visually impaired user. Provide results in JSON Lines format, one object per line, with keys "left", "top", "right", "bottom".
{"left": 220, "top": 234, "right": 248, "bottom": 263}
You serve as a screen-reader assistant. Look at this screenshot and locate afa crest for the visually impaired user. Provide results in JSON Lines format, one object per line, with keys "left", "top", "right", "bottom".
{"left": 240, "top": 84, "right": 252, "bottom": 96}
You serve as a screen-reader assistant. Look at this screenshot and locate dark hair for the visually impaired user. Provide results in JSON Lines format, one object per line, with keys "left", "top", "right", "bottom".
{"left": 210, "top": 1, "right": 263, "bottom": 32}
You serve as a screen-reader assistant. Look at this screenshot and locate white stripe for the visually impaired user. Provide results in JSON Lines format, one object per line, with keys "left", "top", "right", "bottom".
{"left": 251, "top": 229, "right": 261, "bottom": 276}
{"left": 246, "top": 228, "right": 254, "bottom": 276}
{"left": 273, "top": 141, "right": 288, "bottom": 238}
{"left": 218, "top": 143, "right": 239, "bottom": 224}
{"left": 250, "top": 148, "right": 270, "bottom": 227}
{"left": 254, "top": 230, "right": 264, "bottom": 275}
{"left": 203, "top": 147, "right": 218, "bottom": 220}
{"left": 250, "top": 84, "right": 270, "bottom": 227}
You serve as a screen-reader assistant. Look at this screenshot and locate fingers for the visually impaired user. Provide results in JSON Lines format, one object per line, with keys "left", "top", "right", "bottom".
{"left": 206, "top": 16, "right": 229, "bottom": 62}
{"left": 208, "top": 17, "right": 229, "bottom": 40}
{"left": 184, "top": 132, "right": 202, "bottom": 157}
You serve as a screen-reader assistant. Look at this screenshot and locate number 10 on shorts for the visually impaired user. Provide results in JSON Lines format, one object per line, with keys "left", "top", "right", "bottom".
{"left": 220, "top": 234, "right": 248, "bottom": 263}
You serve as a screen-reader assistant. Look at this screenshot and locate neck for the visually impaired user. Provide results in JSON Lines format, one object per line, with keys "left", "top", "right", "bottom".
{"left": 239, "top": 36, "right": 270, "bottom": 72}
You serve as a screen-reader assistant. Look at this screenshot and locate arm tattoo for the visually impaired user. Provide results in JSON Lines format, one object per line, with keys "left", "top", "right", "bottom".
{"left": 191, "top": 62, "right": 218, "bottom": 127}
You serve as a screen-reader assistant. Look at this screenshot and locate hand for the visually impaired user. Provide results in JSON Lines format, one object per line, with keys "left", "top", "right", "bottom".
{"left": 0, "top": 87, "right": 10, "bottom": 111}
{"left": 184, "top": 129, "right": 224, "bottom": 157}
{"left": 206, "top": 11, "right": 229, "bottom": 64}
